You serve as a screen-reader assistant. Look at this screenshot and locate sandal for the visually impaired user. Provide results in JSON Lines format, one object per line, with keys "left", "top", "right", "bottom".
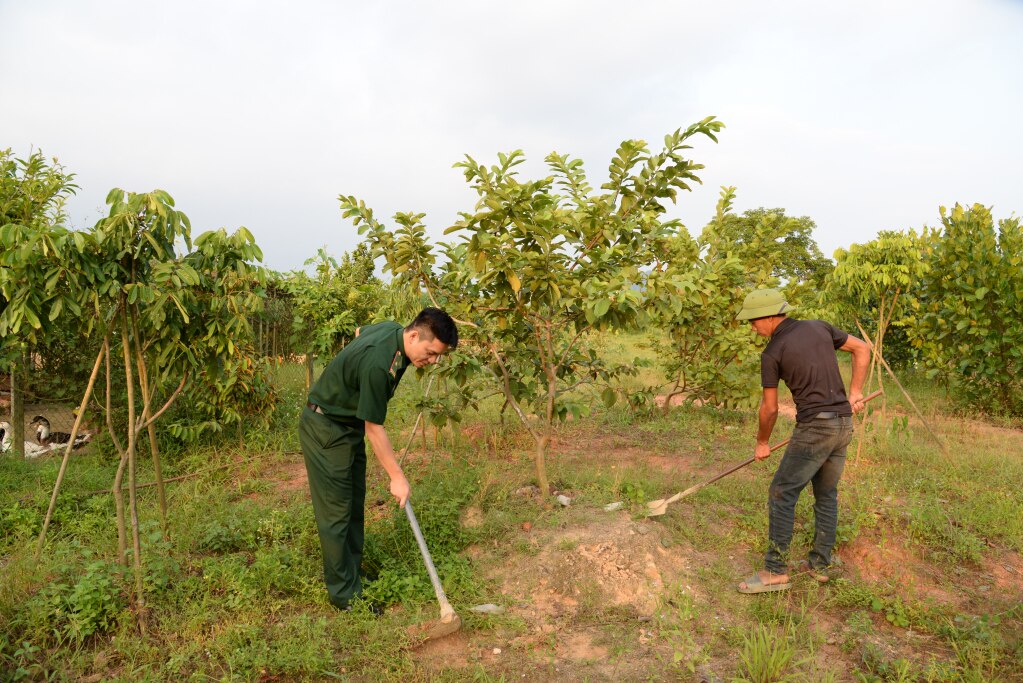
{"left": 737, "top": 572, "right": 791, "bottom": 594}
{"left": 796, "top": 560, "right": 831, "bottom": 583}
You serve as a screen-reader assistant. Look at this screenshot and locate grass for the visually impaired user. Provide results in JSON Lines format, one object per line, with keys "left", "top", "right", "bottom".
{"left": 2, "top": 351, "right": 1022, "bottom": 681}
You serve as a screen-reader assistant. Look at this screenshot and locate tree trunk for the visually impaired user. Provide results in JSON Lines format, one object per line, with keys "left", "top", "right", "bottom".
{"left": 112, "top": 448, "right": 130, "bottom": 565}
{"left": 121, "top": 314, "right": 146, "bottom": 633}
{"left": 132, "top": 326, "right": 168, "bottom": 537}
{"left": 147, "top": 422, "right": 166, "bottom": 535}
{"left": 305, "top": 351, "right": 314, "bottom": 391}
{"left": 534, "top": 431, "right": 551, "bottom": 497}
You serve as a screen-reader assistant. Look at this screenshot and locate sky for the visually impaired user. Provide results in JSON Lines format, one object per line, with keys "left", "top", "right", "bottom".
{"left": 2, "top": 0, "right": 1021, "bottom": 273}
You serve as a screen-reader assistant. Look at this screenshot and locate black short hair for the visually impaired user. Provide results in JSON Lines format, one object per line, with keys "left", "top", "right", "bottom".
{"left": 407, "top": 307, "right": 458, "bottom": 349}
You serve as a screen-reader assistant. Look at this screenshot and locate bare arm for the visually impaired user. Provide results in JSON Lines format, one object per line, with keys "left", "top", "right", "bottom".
{"left": 364, "top": 421, "right": 410, "bottom": 508}
{"left": 839, "top": 335, "right": 871, "bottom": 412}
{"left": 754, "top": 387, "right": 779, "bottom": 461}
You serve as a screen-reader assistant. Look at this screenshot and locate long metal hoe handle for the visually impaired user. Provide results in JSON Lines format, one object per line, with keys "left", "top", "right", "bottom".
{"left": 404, "top": 501, "right": 456, "bottom": 621}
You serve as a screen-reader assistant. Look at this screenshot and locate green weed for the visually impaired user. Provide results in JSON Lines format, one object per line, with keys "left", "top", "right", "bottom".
{"left": 42, "top": 558, "right": 127, "bottom": 640}
{"left": 733, "top": 624, "right": 801, "bottom": 683}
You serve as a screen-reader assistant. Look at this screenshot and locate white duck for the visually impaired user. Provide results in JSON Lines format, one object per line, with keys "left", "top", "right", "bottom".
{"left": 29, "top": 415, "right": 92, "bottom": 449}
{"left": 0, "top": 421, "right": 61, "bottom": 459}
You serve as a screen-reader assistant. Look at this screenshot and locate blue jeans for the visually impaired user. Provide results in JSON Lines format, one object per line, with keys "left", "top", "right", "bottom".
{"left": 765, "top": 416, "right": 853, "bottom": 574}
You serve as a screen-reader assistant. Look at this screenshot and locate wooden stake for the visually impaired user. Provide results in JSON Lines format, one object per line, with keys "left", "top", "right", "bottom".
{"left": 36, "top": 342, "right": 105, "bottom": 556}
{"left": 855, "top": 322, "right": 949, "bottom": 456}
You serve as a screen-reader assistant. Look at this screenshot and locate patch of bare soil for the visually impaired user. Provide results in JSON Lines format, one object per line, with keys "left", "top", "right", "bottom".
{"left": 413, "top": 630, "right": 472, "bottom": 669}
{"left": 492, "top": 514, "right": 683, "bottom": 617}
{"left": 841, "top": 530, "right": 960, "bottom": 606}
{"left": 273, "top": 457, "right": 309, "bottom": 493}
{"left": 985, "top": 549, "right": 1023, "bottom": 592}
{"left": 552, "top": 427, "right": 704, "bottom": 476}
{"left": 420, "top": 513, "right": 697, "bottom": 680}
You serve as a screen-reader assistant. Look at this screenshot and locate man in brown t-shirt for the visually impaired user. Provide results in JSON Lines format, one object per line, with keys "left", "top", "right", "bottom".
{"left": 734, "top": 288, "right": 869, "bottom": 593}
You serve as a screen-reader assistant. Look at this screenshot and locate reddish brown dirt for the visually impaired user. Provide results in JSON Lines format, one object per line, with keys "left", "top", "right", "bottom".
{"left": 985, "top": 550, "right": 1023, "bottom": 591}
{"left": 551, "top": 427, "right": 705, "bottom": 476}
{"left": 274, "top": 457, "right": 309, "bottom": 492}
{"left": 841, "top": 530, "right": 959, "bottom": 605}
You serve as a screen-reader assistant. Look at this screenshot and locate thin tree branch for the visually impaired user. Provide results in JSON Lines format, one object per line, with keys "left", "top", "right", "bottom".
{"left": 135, "top": 374, "right": 188, "bottom": 434}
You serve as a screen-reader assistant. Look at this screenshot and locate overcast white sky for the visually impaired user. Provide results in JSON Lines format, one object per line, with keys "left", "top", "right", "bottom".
{"left": 2, "top": 0, "right": 1020, "bottom": 272}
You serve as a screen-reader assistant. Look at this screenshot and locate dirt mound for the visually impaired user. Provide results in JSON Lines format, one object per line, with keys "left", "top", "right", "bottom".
{"left": 485, "top": 513, "right": 688, "bottom": 621}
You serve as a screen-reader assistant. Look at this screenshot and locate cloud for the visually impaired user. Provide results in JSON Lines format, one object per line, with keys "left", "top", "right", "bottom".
{"left": 2, "top": 0, "right": 1020, "bottom": 271}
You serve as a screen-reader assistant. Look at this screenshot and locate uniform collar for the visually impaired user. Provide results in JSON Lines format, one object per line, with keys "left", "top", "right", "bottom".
{"left": 396, "top": 326, "right": 408, "bottom": 360}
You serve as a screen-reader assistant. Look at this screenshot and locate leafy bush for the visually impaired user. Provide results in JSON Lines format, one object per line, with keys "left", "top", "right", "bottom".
{"left": 911, "top": 204, "right": 1023, "bottom": 418}
{"left": 43, "top": 560, "right": 126, "bottom": 639}
{"left": 0, "top": 502, "right": 38, "bottom": 548}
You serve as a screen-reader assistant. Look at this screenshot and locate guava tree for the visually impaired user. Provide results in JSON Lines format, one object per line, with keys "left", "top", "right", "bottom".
{"left": 827, "top": 229, "right": 928, "bottom": 398}
{"left": 645, "top": 187, "right": 757, "bottom": 410}
{"left": 342, "top": 118, "right": 725, "bottom": 495}
{"left": 911, "top": 204, "right": 1023, "bottom": 417}
{"left": 285, "top": 244, "right": 382, "bottom": 355}
{"left": 645, "top": 187, "right": 834, "bottom": 410}
{"left": 0, "top": 148, "right": 78, "bottom": 453}
{"left": 2, "top": 186, "right": 264, "bottom": 628}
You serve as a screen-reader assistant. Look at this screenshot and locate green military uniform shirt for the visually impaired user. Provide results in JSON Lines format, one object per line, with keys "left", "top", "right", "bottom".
{"left": 307, "top": 321, "right": 410, "bottom": 429}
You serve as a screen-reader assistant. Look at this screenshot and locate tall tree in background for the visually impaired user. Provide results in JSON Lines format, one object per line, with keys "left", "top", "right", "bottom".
{"left": 706, "top": 201, "right": 833, "bottom": 304}
{"left": 284, "top": 244, "right": 382, "bottom": 359}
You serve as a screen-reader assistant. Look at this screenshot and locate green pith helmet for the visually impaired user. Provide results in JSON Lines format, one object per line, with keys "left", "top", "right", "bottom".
{"left": 735, "top": 288, "right": 795, "bottom": 321}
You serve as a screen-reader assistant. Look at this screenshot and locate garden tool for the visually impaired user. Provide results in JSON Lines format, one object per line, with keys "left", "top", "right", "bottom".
{"left": 646, "top": 389, "right": 883, "bottom": 517}
{"left": 405, "top": 501, "right": 462, "bottom": 641}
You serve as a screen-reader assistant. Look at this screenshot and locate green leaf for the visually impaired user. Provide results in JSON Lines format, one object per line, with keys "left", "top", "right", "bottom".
{"left": 506, "top": 270, "right": 521, "bottom": 294}
{"left": 601, "top": 387, "right": 617, "bottom": 408}
{"left": 48, "top": 298, "right": 64, "bottom": 321}
{"left": 23, "top": 307, "right": 41, "bottom": 329}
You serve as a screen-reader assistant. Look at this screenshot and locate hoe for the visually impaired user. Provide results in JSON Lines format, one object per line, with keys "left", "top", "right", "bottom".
{"left": 405, "top": 501, "right": 462, "bottom": 642}
{"left": 647, "top": 389, "right": 883, "bottom": 517}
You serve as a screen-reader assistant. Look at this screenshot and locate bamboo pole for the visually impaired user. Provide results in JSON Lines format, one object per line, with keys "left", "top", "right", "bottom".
{"left": 855, "top": 322, "right": 949, "bottom": 456}
{"left": 36, "top": 343, "right": 105, "bottom": 555}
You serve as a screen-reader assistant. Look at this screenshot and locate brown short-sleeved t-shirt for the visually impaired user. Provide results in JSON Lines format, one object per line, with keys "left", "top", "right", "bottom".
{"left": 307, "top": 321, "right": 410, "bottom": 430}
{"left": 761, "top": 318, "right": 851, "bottom": 423}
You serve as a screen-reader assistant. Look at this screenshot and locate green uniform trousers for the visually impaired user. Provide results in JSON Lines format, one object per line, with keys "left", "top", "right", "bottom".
{"left": 298, "top": 407, "right": 367, "bottom": 610}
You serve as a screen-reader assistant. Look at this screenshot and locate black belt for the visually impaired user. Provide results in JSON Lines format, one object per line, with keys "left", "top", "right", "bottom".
{"left": 306, "top": 402, "right": 324, "bottom": 414}
{"left": 813, "top": 411, "right": 838, "bottom": 419}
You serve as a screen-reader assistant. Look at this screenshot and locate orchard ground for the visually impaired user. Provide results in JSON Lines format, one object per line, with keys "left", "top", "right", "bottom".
{"left": 1, "top": 335, "right": 1021, "bottom": 682}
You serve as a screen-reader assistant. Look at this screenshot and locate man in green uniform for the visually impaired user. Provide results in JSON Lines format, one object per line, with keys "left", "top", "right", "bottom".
{"left": 299, "top": 307, "right": 458, "bottom": 610}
